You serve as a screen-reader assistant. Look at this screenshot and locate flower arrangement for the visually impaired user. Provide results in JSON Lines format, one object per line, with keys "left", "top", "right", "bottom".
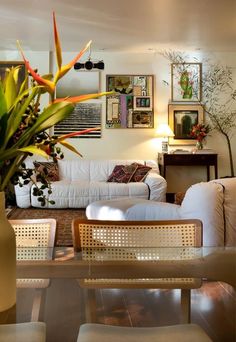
{"left": 0, "top": 13, "right": 111, "bottom": 206}
{"left": 189, "top": 123, "right": 210, "bottom": 149}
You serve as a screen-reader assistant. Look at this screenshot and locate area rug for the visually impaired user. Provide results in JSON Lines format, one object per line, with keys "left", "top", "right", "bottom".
{"left": 8, "top": 207, "right": 87, "bottom": 246}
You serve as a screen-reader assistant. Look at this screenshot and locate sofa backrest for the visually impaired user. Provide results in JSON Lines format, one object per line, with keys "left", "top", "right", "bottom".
{"left": 57, "top": 159, "right": 159, "bottom": 182}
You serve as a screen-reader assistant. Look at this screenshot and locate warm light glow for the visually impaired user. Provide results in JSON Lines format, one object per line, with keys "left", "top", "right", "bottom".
{"left": 155, "top": 124, "right": 174, "bottom": 138}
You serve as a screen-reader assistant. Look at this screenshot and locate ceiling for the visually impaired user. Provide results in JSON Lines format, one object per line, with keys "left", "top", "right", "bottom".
{"left": 0, "top": 0, "right": 236, "bottom": 53}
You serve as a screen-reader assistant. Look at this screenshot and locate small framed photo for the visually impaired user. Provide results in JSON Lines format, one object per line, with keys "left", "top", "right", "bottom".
{"left": 168, "top": 104, "right": 204, "bottom": 145}
{"left": 133, "top": 96, "right": 152, "bottom": 111}
{"left": 171, "top": 63, "right": 202, "bottom": 102}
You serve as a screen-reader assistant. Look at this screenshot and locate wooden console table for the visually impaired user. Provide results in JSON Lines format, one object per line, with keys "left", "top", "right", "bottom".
{"left": 158, "top": 153, "right": 218, "bottom": 181}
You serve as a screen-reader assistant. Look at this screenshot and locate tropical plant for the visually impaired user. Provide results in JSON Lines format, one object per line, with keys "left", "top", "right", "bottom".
{"left": 161, "top": 50, "right": 236, "bottom": 176}
{"left": 0, "top": 13, "right": 110, "bottom": 205}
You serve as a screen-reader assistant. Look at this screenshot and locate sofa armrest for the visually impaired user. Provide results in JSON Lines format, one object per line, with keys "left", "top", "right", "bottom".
{"left": 14, "top": 181, "right": 33, "bottom": 208}
{"left": 144, "top": 172, "right": 167, "bottom": 201}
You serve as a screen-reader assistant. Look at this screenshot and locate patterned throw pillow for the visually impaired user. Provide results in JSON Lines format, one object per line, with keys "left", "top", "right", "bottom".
{"left": 107, "top": 164, "right": 138, "bottom": 183}
{"left": 130, "top": 163, "right": 152, "bottom": 182}
{"left": 33, "top": 161, "right": 59, "bottom": 182}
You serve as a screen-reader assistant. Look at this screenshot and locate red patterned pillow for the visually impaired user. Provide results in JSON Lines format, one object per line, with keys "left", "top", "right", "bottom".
{"left": 34, "top": 161, "right": 59, "bottom": 182}
{"left": 130, "top": 163, "right": 152, "bottom": 182}
{"left": 107, "top": 164, "right": 138, "bottom": 183}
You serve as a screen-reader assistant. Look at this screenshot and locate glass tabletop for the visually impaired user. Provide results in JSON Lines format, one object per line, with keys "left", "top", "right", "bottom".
{"left": 1, "top": 247, "right": 235, "bottom": 342}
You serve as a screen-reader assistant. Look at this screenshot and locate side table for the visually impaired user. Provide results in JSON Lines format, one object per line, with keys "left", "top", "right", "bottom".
{"left": 158, "top": 153, "right": 218, "bottom": 181}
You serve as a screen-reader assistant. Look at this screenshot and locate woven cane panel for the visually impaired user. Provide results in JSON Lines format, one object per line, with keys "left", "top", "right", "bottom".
{"left": 16, "top": 279, "right": 50, "bottom": 288}
{"left": 78, "top": 222, "right": 201, "bottom": 289}
{"left": 12, "top": 221, "right": 55, "bottom": 289}
{"left": 81, "top": 247, "right": 201, "bottom": 261}
{"left": 83, "top": 278, "right": 198, "bottom": 285}
{"left": 79, "top": 223, "right": 197, "bottom": 248}
{"left": 14, "top": 223, "right": 51, "bottom": 247}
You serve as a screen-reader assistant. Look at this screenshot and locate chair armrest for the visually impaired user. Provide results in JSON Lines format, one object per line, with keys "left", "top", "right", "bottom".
{"left": 144, "top": 172, "right": 167, "bottom": 201}
{"left": 125, "top": 201, "right": 181, "bottom": 220}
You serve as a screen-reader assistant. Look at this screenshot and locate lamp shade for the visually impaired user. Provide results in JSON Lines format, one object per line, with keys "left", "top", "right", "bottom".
{"left": 155, "top": 124, "right": 174, "bottom": 138}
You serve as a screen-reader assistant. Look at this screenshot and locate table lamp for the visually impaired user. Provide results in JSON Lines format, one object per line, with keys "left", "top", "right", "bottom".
{"left": 155, "top": 124, "right": 175, "bottom": 153}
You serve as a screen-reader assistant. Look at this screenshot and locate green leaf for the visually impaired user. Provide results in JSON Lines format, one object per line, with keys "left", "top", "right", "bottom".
{"left": 59, "top": 140, "right": 83, "bottom": 157}
{"left": 0, "top": 82, "right": 7, "bottom": 118}
{"left": 2, "top": 88, "right": 38, "bottom": 149}
{"left": 33, "top": 101, "right": 74, "bottom": 134}
{"left": 18, "top": 145, "right": 49, "bottom": 159}
{"left": 4, "top": 68, "right": 17, "bottom": 110}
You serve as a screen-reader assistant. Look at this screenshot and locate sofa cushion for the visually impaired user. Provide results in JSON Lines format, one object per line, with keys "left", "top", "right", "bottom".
{"left": 34, "top": 161, "right": 59, "bottom": 181}
{"left": 130, "top": 163, "right": 152, "bottom": 182}
{"left": 31, "top": 180, "right": 150, "bottom": 208}
{"left": 179, "top": 182, "right": 224, "bottom": 246}
{"left": 107, "top": 164, "right": 138, "bottom": 183}
{"left": 126, "top": 201, "right": 181, "bottom": 220}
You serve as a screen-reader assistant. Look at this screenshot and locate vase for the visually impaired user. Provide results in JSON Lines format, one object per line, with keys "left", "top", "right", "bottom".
{"left": 196, "top": 141, "right": 203, "bottom": 150}
{"left": 0, "top": 192, "right": 16, "bottom": 312}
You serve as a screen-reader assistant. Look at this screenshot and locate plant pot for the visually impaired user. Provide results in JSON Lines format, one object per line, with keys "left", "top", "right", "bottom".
{"left": 0, "top": 192, "right": 16, "bottom": 312}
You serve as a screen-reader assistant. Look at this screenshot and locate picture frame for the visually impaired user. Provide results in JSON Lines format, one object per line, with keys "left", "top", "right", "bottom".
{"left": 171, "top": 63, "right": 202, "bottom": 102}
{"left": 106, "top": 74, "right": 154, "bottom": 128}
{"left": 0, "top": 61, "right": 27, "bottom": 90}
{"left": 168, "top": 104, "right": 204, "bottom": 145}
{"left": 54, "top": 101, "right": 102, "bottom": 138}
{"left": 55, "top": 70, "right": 102, "bottom": 138}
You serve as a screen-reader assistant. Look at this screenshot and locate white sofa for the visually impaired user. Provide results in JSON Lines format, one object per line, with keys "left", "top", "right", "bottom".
{"left": 86, "top": 178, "right": 236, "bottom": 247}
{"left": 15, "top": 159, "right": 166, "bottom": 209}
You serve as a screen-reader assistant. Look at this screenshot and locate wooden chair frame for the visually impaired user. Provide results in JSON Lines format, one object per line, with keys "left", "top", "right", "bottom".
{"left": 10, "top": 218, "right": 56, "bottom": 321}
{"left": 72, "top": 219, "right": 202, "bottom": 323}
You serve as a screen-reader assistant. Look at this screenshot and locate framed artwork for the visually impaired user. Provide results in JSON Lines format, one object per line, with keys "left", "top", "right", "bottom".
{"left": 0, "top": 61, "right": 26, "bottom": 90}
{"left": 171, "top": 63, "right": 202, "bottom": 102}
{"left": 54, "top": 102, "right": 102, "bottom": 138}
{"left": 55, "top": 70, "right": 102, "bottom": 138}
{"left": 106, "top": 74, "right": 154, "bottom": 128}
{"left": 168, "top": 104, "right": 204, "bottom": 145}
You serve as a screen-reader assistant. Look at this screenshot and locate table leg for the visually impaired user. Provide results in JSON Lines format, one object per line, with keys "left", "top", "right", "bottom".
{"left": 207, "top": 166, "right": 210, "bottom": 181}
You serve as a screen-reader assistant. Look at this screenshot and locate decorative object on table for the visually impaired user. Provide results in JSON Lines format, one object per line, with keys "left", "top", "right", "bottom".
{"left": 106, "top": 75, "right": 154, "bottom": 128}
{"left": 168, "top": 104, "right": 204, "bottom": 145}
{"left": 0, "top": 12, "right": 110, "bottom": 312}
{"left": 171, "top": 63, "right": 202, "bottom": 102}
{"left": 189, "top": 123, "right": 210, "bottom": 150}
{"left": 155, "top": 123, "right": 174, "bottom": 153}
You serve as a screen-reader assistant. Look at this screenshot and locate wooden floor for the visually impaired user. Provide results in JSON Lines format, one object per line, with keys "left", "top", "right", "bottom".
{"left": 14, "top": 279, "right": 236, "bottom": 342}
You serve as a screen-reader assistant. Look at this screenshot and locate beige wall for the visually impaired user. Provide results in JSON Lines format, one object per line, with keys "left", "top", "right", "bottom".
{"left": 1, "top": 49, "right": 236, "bottom": 192}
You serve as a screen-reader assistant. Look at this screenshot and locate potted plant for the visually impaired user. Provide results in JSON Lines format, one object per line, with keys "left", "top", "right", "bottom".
{"left": 0, "top": 12, "right": 110, "bottom": 312}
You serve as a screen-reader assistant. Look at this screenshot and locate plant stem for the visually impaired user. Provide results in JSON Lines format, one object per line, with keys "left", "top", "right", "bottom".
{"left": 225, "top": 134, "right": 235, "bottom": 177}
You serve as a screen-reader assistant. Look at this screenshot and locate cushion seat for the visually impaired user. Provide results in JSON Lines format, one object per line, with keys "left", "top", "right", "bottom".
{"left": 77, "top": 323, "right": 212, "bottom": 342}
{"left": 0, "top": 322, "right": 46, "bottom": 342}
{"left": 86, "top": 197, "right": 149, "bottom": 220}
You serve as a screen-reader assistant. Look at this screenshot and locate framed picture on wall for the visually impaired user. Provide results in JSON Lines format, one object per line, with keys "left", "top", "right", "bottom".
{"left": 54, "top": 70, "right": 102, "bottom": 138}
{"left": 171, "top": 63, "right": 202, "bottom": 102}
{"left": 106, "top": 74, "right": 154, "bottom": 128}
{"left": 0, "top": 61, "right": 27, "bottom": 90}
{"left": 168, "top": 104, "right": 204, "bottom": 145}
